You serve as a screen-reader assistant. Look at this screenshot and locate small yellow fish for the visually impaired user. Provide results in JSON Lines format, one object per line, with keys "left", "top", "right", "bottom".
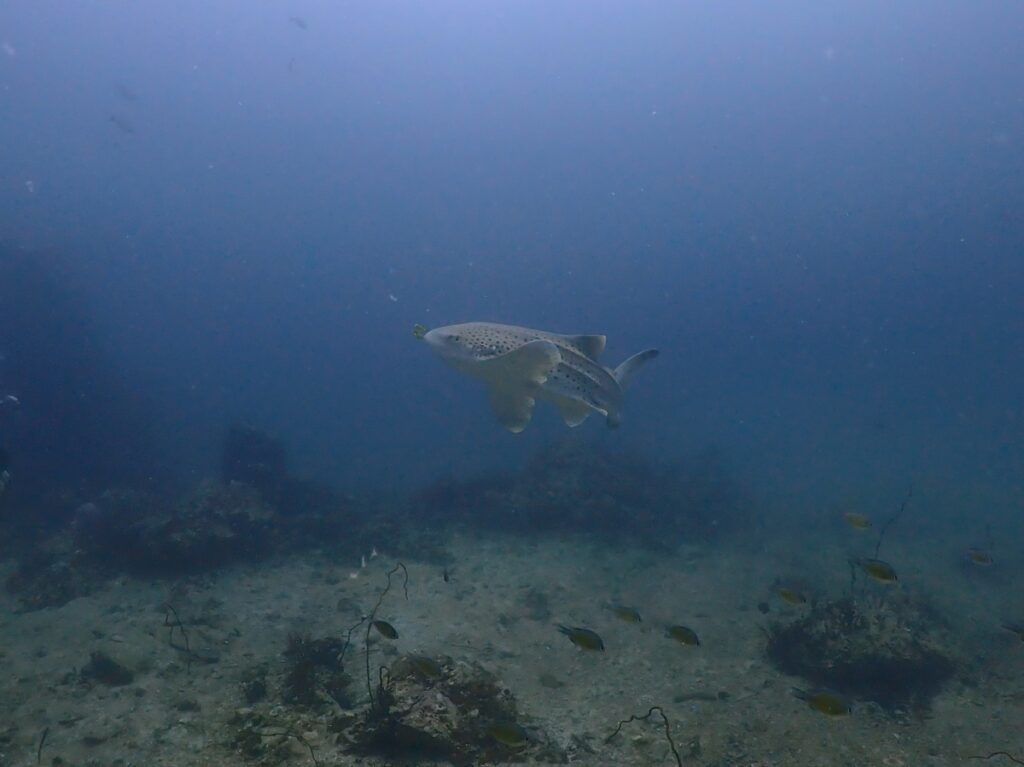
{"left": 858, "top": 558, "right": 898, "bottom": 584}
{"left": 967, "top": 548, "right": 993, "bottom": 566}
{"left": 794, "top": 688, "right": 851, "bottom": 716}
{"left": 371, "top": 620, "right": 399, "bottom": 639}
{"left": 412, "top": 323, "right": 428, "bottom": 340}
{"left": 557, "top": 625, "right": 605, "bottom": 651}
{"left": 843, "top": 512, "right": 872, "bottom": 530}
{"left": 608, "top": 605, "right": 642, "bottom": 623}
{"left": 489, "top": 722, "right": 529, "bottom": 748}
{"left": 776, "top": 587, "right": 807, "bottom": 606}
{"left": 666, "top": 625, "right": 701, "bottom": 646}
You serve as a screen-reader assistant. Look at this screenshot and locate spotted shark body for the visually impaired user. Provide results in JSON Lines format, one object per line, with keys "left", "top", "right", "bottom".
{"left": 421, "top": 322, "right": 658, "bottom": 433}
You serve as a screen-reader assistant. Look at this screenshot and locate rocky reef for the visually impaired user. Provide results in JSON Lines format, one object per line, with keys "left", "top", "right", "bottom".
{"left": 339, "top": 655, "right": 564, "bottom": 765}
{"left": 222, "top": 423, "right": 289, "bottom": 507}
{"left": 230, "top": 632, "right": 561, "bottom": 766}
{"left": 74, "top": 482, "right": 275, "bottom": 574}
{"left": 226, "top": 560, "right": 562, "bottom": 766}
{"left": 412, "top": 440, "right": 746, "bottom": 547}
{"left": 4, "top": 437, "right": 743, "bottom": 612}
{"left": 765, "top": 592, "right": 957, "bottom": 712}
{"left": 5, "top": 426, "right": 365, "bottom": 609}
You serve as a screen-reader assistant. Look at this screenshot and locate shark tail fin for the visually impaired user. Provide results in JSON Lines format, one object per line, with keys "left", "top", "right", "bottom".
{"left": 613, "top": 349, "right": 659, "bottom": 391}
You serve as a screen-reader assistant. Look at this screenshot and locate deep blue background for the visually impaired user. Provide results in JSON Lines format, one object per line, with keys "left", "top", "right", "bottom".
{"left": 1, "top": 2, "right": 1022, "bottom": 531}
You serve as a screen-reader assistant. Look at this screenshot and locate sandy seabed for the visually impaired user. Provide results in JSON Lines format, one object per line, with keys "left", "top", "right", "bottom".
{"left": 0, "top": 531, "right": 1021, "bottom": 767}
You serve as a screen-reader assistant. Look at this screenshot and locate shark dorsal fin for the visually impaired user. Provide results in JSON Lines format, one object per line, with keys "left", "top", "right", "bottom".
{"left": 558, "top": 334, "right": 606, "bottom": 360}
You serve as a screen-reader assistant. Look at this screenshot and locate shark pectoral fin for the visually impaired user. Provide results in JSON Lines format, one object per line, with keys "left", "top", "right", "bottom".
{"left": 560, "top": 334, "right": 606, "bottom": 360}
{"left": 557, "top": 399, "right": 594, "bottom": 427}
{"left": 488, "top": 387, "right": 537, "bottom": 433}
{"left": 478, "top": 340, "right": 561, "bottom": 433}
{"left": 478, "top": 339, "right": 561, "bottom": 387}
{"left": 613, "top": 349, "right": 659, "bottom": 391}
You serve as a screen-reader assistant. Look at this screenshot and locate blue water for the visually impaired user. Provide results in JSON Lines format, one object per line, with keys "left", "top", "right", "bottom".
{"left": 1, "top": 1, "right": 1022, "bottom": 532}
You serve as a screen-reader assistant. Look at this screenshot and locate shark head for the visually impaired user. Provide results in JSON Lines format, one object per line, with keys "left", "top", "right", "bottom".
{"left": 423, "top": 325, "right": 475, "bottom": 362}
{"left": 423, "top": 323, "right": 529, "bottom": 371}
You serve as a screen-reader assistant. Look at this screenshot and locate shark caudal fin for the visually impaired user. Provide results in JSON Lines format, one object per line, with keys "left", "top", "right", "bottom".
{"left": 612, "top": 349, "right": 659, "bottom": 391}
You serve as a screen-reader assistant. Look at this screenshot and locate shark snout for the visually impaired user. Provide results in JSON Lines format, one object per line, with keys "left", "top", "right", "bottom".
{"left": 422, "top": 328, "right": 446, "bottom": 351}
{"left": 421, "top": 326, "right": 479, "bottom": 371}
{"left": 423, "top": 327, "right": 461, "bottom": 361}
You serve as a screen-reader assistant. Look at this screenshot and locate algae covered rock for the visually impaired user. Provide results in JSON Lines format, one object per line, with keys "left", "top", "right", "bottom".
{"left": 4, "top": 542, "right": 99, "bottom": 610}
{"left": 765, "top": 594, "right": 956, "bottom": 711}
{"left": 150, "top": 480, "right": 274, "bottom": 569}
{"left": 73, "top": 481, "right": 273, "bottom": 574}
{"left": 281, "top": 632, "right": 353, "bottom": 709}
{"left": 341, "top": 655, "right": 565, "bottom": 765}
{"left": 412, "top": 441, "right": 747, "bottom": 546}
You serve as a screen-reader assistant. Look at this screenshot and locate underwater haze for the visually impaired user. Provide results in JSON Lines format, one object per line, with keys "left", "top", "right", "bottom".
{"left": 3, "top": 2, "right": 1024, "bottom": 766}
{"left": 2, "top": 1, "right": 1023, "bottom": 510}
